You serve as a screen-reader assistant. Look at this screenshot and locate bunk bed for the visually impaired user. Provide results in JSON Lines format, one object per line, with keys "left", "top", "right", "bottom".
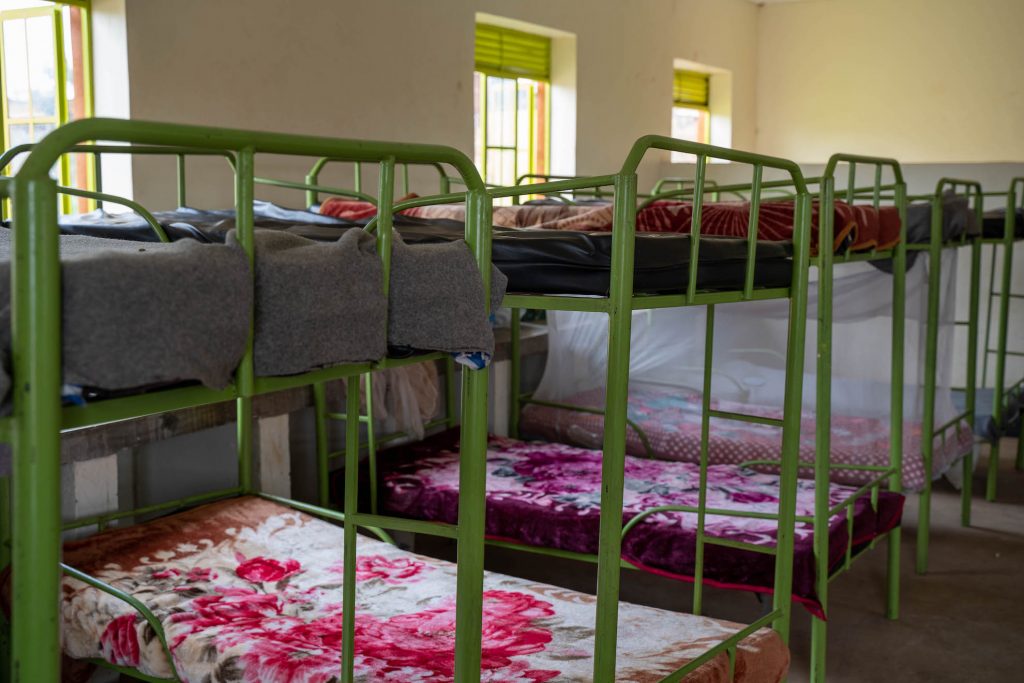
{"left": 973, "top": 178, "right": 1024, "bottom": 501}
{"left": 335, "top": 153, "right": 909, "bottom": 683}
{"left": 516, "top": 166, "right": 980, "bottom": 576}
{"left": 0, "top": 122, "right": 797, "bottom": 683}
{"left": 319, "top": 139, "right": 888, "bottom": 681}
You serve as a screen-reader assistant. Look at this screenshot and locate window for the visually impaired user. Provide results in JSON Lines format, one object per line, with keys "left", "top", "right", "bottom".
{"left": 671, "top": 69, "right": 710, "bottom": 163}
{"left": 473, "top": 23, "right": 550, "bottom": 188}
{"left": 0, "top": 0, "right": 93, "bottom": 211}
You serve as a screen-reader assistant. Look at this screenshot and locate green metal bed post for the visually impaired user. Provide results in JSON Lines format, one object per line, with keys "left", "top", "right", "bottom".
{"left": 313, "top": 382, "right": 331, "bottom": 507}
{"left": 917, "top": 194, "right": 944, "bottom": 574}
{"left": 365, "top": 373, "right": 379, "bottom": 515}
{"left": 455, "top": 186, "right": 492, "bottom": 683}
{"left": 340, "top": 375, "right": 361, "bottom": 683}
{"left": 961, "top": 192, "right": 982, "bottom": 525}
{"left": 886, "top": 180, "right": 907, "bottom": 618}
{"left": 987, "top": 185, "right": 1016, "bottom": 499}
{"left": 509, "top": 309, "right": 522, "bottom": 438}
{"left": 10, "top": 166, "right": 63, "bottom": 681}
{"left": 176, "top": 154, "right": 187, "bottom": 207}
{"left": 592, "top": 171, "right": 638, "bottom": 683}
{"left": 691, "top": 304, "right": 716, "bottom": 616}
{"left": 774, "top": 190, "right": 811, "bottom": 644}
{"left": 811, "top": 174, "right": 836, "bottom": 682}
{"left": 0, "top": 474, "right": 9, "bottom": 683}
{"left": 236, "top": 148, "right": 257, "bottom": 495}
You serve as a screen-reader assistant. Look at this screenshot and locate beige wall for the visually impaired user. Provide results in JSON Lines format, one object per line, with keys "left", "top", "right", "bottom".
{"left": 756, "top": 0, "right": 1024, "bottom": 163}
{"left": 119, "top": 0, "right": 759, "bottom": 208}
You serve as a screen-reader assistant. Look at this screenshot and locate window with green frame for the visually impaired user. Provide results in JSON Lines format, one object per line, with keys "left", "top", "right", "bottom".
{"left": 671, "top": 69, "right": 710, "bottom": 163}
{"left": 0, "top": 0, "right": 93, "bottom": 210}
{"left": 473, "top": 23, "right": 550, "bottom": 188}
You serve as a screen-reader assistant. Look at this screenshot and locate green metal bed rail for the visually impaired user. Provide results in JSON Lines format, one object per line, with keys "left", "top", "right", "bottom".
{"left": 497, "top": 136, "right": 813, "bottom": 682}
{"left": 978, "top": 177, "right": 1024, "bottom": 499}
{"left": 3, "top": 118, "right": 492, "bottom": 683}
{"left": 0, "top": 142, "right": 238, "bottom": 213}
{"left": 512, "top": 173, "right": 613, "bottom": 204}
{"left": 304, "top": 155, "right": 453, "bottom": 207}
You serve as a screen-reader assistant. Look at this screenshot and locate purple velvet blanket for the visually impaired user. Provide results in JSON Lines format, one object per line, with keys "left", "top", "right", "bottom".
{"left": 378, "top": 431, "right": 904, "bottom": 616}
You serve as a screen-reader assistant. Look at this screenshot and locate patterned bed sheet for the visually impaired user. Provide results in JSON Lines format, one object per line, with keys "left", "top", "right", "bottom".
{"left": 57, "top": 496, "right": 788, "bottom": 683}
{"left": 519, "top": 385, "right": 973, "bottom": 493}
{"left": 320, "top": 196, "right": 900, "bottom": 254}
{"left": 378, "top": 432, "right": 904, "bottom": 617}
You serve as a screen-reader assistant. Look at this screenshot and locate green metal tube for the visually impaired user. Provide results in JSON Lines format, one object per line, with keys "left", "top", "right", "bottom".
{"left": 811, "top": 176, "right": 835, "bottom": 682}
{"left": 57, "top": 186, "right": 169, "bottom": 242}
{"left": 886, "top": 181, "right": 907, "bottom": 619}
{"left": 509, "top": 309, "right": 522, "bottom": 439}
{"left": 313, "top": 382, "right": 331, "bottom": 508}
{"left": 176, "top": 154, "right": 186, "bottom": 206}
{"left": 0, "top": 476, "right": 9, "bottom": 570}
{"left": 10, "top": 173, "right": 63, "bottom": 683}
{"left": 917, "top": 196, "right": 943, "bottom": 574}
{"left": 775, "top": 190, "right": 810, "bottom": 649}
{"left": 235, "top": 148, "right": 256, "bottom": 495}
{"left": 961, "top": 206, "right": 982, "bottom": 525}
{"left": 340, "top": 376, "right": 360, "bottom": 683}
{"left": 692, "top": 304, "right": 716, "bottom": 616}
{"left": 592, "top": 172, "right": 638, "bottom": 682}
{"left": 453, "top": 187, "right": 491, "bottom": 683}
{"left": 366, "top": 374, "right": 379, "bottom": 515}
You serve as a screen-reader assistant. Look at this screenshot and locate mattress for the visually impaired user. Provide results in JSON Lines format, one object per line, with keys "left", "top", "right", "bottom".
{"left": 377, "top": 432, "right": 905, "bottom": 616}
{"left": 58, "top": 496, "right": 789, "bottom": 683}
{"left": 53, "top": 200, "right": 355, "bottom": 243}
{"left": 359, "top": 198, "right": 888, "bottom": 255}
{"left": 981, "top": 207, "right": 1024, "bottom": 240}
{"left": 55, "top": 201, "right": 795, "bottom": 296}
{"left": 520, "top": 385, "right": 973, "bottom": 493}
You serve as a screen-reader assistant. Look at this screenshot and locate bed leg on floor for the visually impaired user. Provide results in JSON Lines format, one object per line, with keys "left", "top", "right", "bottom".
{"left": 915, "top": 483, "right": 930, "bottom": 575}
{"left": 886, "top": 527, "right": 900, "bottom": 620}
{"left": 960, "top": 453, "right": 973, "bottom": 527}
{"left": 809, "top": 613, "right": 827, "bottom": 683}
{"left": 985, "top": 439, "right": 999, "bottom": 501}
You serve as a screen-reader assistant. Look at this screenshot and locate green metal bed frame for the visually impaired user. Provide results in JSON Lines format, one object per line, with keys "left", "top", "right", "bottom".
{"left": 321, "top": 137, "right": 815, "bottom": 681}
{"left": 905, "top": 179, "right": 983, "bottom": 574}
{"left": 0, "top": 123, "right": 812, "bottom": 683}
{"left": 505, "top": 154, "right": 907, "bottom": 683}
{"left": 0, "top": 118, "right": 498, "bottom": 683}
{"left": 978, "top": 179, "right": 1024, "bottom": 500}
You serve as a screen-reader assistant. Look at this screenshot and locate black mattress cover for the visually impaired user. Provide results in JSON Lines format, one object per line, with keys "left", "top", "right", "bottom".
{"left": 982, "top": 208, "right": 1024, "bottom": 240}
{"left": 50, "top": 202, "right": 794, "bottom": 296}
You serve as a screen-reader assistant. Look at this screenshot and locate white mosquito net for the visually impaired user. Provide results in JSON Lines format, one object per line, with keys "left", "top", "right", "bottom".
{"left": 521, "top": 251, "right": 963, "bottom": 491}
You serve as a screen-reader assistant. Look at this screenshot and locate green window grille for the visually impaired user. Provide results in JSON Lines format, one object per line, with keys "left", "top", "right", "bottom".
{"left": 475, "top": 23, "right": 550, "bottom": 81}
{"left": 673, "top": 69, "right": 710, "bottom": 109}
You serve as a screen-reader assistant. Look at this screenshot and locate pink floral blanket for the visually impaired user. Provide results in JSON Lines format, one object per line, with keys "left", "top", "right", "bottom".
{"left": 59, "top": 496, "right": 788, "bottom": 682}
{"left": 379, "top": 433, "right": 904, "bottom": 617}
{"left": 519, "top": 385, "right": 972, "bottom": 493}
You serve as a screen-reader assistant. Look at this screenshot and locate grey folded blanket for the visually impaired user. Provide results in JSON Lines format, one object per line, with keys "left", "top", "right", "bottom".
{"left": 0, "top": 230, "right": 252, "bottom": 404}
{"left": 229, "top": 229, "right": 387, "bottom": 376}
{"left": 388, "top": 231, "right": 507, "bottom": 358}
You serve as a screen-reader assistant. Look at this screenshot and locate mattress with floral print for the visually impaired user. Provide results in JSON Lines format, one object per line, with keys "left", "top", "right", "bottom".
{"left": 519, "top": 385, "right": 972, "bottom": 493}
{"left": 378, "top": 432, "right": 904, "bottom": 618}
{"left": 56, "top": 496, "right": 788, "bottom": 683}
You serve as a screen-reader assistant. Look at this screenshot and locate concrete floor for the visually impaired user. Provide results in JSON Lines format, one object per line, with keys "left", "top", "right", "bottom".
{"left": 438, "top": 439, "right": 1024, "bottom": 682}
